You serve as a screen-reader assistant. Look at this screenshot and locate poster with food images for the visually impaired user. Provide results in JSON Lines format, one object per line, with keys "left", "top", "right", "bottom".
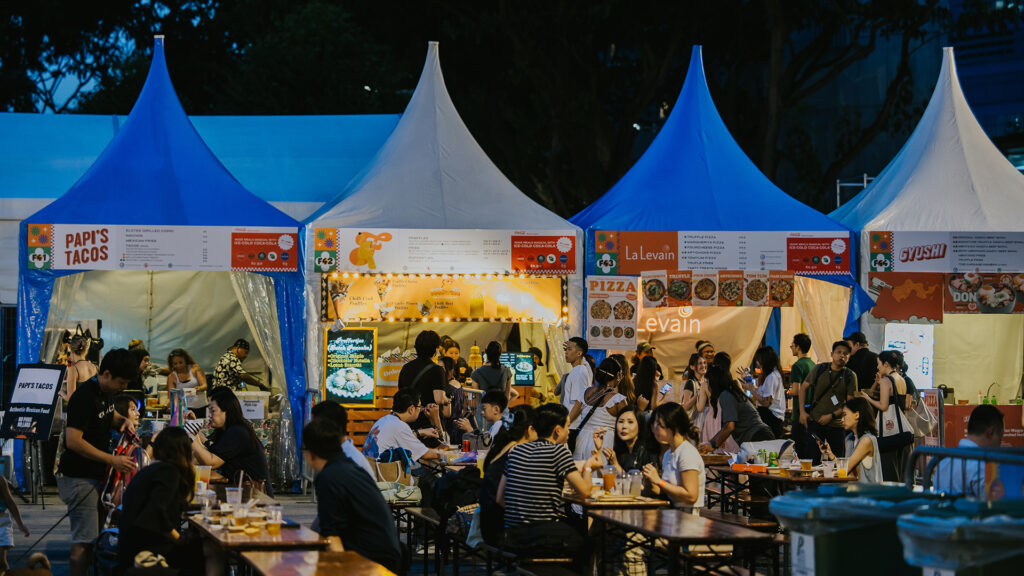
{"left": 665, "top": 271, "right": 693, "bottom": 307}
{"left": 323, "top": 328, "right": 378, "bottom": 407}
{"left": 717, "top": 270, "right": 745, "bottom": 306}
{"left": 691, "top": 272, "right": 719, "bottom": 307}
{"left": 944, "top": 272, "right": 1024, "bottom": 314}
{"left": 767, "top": 271, "right": 795, "bottom": 307}
{"left": 641, "top": 270, "right": 668, "bottom": 308}
{"left": 743, "top": 271, "right": 770, "bottom": 307}
{"left": 586, "top": 275, "right": 639, "bottom": 349}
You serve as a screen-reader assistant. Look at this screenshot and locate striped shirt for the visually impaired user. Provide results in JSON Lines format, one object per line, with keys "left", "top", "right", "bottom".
{"left": 502, "top": 440, "right": 577, "bottom": 526}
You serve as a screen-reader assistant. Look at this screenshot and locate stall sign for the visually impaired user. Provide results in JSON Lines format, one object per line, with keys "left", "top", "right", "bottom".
{"left": 26, "top": 223, "right": 298, "bottom": 272}
{"left": 883, "top": 323, "right": 934, "bottom": 389}
{"left": 639, "top": 270, "right": 793, "bottom": 308}
{"left": 323, "top": 328, "right": 378, "bottom": 408}
{"left": 586, "top": 275, "right": 639, "bottom": 349}
{"left": 593, "top": 230, "right": 849, "bottom": 275}
{"left": 317, "top": 228, "right": 577, "bottom": 275}
{"left": 501, "top": 352, "right": 535, "bottom": 386}
{"left": 943, "top": 272, "right": 1024, "bottom": 314}
{"left": 0, "top": 364, "right": 65, "bottom": 440}
{"left": 867, "top": 272, "right": 944, "bottom": 323}
{"left": 321, "top": 274, "right": 563, "bottom": 322}
{"left": 869, "top": 230, "right": 1024, "bottom": 273}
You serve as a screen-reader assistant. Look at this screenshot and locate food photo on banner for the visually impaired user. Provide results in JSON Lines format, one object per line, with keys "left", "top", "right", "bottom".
{"left": 0, "top": 364, "right": 66, "bottom": 440}
{"left": 322, "top": 328, "right": 378, "bottom": 407}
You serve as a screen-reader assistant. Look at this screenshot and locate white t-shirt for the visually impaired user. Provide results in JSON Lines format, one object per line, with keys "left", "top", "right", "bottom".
{"left": 661, "top": 440, "right": 705, "bottom": 513}
{"left": 342, "top": 437, "right": 375, "bottom": 479}
{"left": 562, "top": 362, "right": 593, "bottom": 428}
{"left": 758, "top": 370, "right": 787, "bottom": 420}
{"left": 361, "top": 413, "right": 429, "bottom": 462}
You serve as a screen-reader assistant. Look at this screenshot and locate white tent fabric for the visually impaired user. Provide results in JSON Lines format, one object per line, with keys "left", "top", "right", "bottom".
{"left": 833, "top": 47, "right": 1024, "bottom": 400}
{"left": 304, "top": 42, "right": 583, "bottom": 390}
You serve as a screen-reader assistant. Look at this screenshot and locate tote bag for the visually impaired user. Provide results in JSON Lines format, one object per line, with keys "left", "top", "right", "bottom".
{"left": 877, "top": 377, "right": 914, "bottom": 451}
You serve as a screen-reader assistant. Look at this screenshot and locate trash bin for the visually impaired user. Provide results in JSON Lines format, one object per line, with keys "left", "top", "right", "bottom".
{"left": 770, "top": 484, "right": 933, "bottom": 576}
{"left": 898, "top": 499, "right": 1024, "bottom": 575}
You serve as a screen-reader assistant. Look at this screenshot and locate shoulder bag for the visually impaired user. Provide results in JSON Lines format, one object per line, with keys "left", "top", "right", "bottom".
{"left": 567, "top": 387, "right": 615, "bottom": 452}
{"left": 876, "top": 375, "right": 915, "bottom": 451}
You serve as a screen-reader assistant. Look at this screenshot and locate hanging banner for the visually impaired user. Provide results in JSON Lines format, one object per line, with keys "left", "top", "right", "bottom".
{"left": 593, "top": 230, "right": 849, "bottom": 275}
{"left": 943, "top": 272, "right": 1024, "bottom": 314}
{"left": 0, "top": 364, "right": 66, "bottom": 440}
{"left": 869, "top": 230, "right": 1024, "bottom": 273}
{"left": 586, "top": 275, "right": 639, "bottom": 349}
{"left": 321, "top": 274, "right": 564, "bottom": 322}
{"left": 314, "top": 228, "right": 576, "bottom": 275}
{"left": 323, "top": 328, "right": 378, "bottom": 407}
{"left": 867, "top": 272, "right": 944, "bottom": 323}
{"left": 639, "top": 270, "right": 793, "bottom": 308}
{"left": 26, "top": 223, "right": 299, "bottom": 272}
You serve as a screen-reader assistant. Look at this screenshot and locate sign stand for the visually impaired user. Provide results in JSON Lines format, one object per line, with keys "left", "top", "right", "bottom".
{"left": 1, "top": 363, "right": 65, "bottom": 508}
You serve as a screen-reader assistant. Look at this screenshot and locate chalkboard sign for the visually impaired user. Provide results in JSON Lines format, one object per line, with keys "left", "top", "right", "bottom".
{"left": 500, "top": 352, "right": 535, "bottom": 387}
{"left": 1, "top": 363, "right": 66, "bottom": 440}
{"left": 323, "top": 328, "right": 378, "bottom": 407}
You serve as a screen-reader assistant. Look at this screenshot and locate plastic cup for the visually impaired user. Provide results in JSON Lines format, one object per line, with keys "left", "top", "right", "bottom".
{"left": 232, "top": 507, "right": 248, "bottom": 527}
{"left": 602, "top": 466, "right": 616, "bottom": 491}
{"left": 266, "top": 521, "right": 281, "bottom": 535}
{"left": 822, "top": 460, "right": 836, "bottom": 478}
{"left": 800, "top": 459, "right": 813, "bottom": 471}
{"left": 836, "top": 458, "right": 849, "bottom": 478}
{"left": 225, "top": 487, "right": 242, "bottom": 506}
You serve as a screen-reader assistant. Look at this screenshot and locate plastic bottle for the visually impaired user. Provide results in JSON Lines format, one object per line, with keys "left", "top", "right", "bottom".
{"left": 978, "top": 391, "right": 984, "bottom": 405}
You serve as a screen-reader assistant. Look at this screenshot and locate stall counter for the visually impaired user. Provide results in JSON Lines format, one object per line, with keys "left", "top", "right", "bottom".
{"left": 944, "top": 404, "right": 1024, "bottom": 447}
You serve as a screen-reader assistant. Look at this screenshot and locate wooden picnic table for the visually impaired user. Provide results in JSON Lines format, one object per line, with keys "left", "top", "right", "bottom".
{"left": 241, "top": 550, "right": 395, "bottom": 576}
{"left": 562, "top": 490, "right": 670, "bottom": 511}
{"left": 706, "top": 464, "right": 853, "bottom": 515}
{"left": 588, "top": 508, "right": 774, "bottom": 576}
{"left": 189, "top": 514, "right": 328, "bottom": 551}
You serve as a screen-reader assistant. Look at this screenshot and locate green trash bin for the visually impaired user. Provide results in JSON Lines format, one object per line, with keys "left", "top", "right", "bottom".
{"left": 769, "top": 484, "right": 933, "bottom": 576}
{"left": 898, "top": 499, "right": 1024, "bottom": 576}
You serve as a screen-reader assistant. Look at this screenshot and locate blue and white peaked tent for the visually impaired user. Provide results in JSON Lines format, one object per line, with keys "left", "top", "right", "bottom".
{"left": 16, "top": 37, "right": 306, "bottom": 485}
{"left": 572, "top": 46, "right": 873, "bottom": 368}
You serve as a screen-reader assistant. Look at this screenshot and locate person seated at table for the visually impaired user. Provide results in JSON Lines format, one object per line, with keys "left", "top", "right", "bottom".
{"left": 191, "top": 387, "right": 273, "bottom": 495}
{"left": 932, "top": 404, "right": 1005, "bottom": 498}
{"left": 441, "top": 356, "right": 473, "bottom": 446}
{"left": 820, "top": 397, "right": 881, "bottom": 483}
{"left": 479, "top": 405, "right": 536, "bottom": 545}
{"left": 302, "top": 417, "right": 403, "bottom": 574}
{"left": 310, "top": 401, "right": 374, "bottom": 479}
{"left": 362, "top": 391, "right": 441, "bottom": 463}
{"left": 481, "top": 390, "right": 509, "bottom": 440}
{"left": 642, "top": 402, "right": 705, "bottom": 514}
{"left": 699, "top": 364, "right": 774, "bottom": 454}
{"left": 496, "top": 403, "right": 603, "bottom": 561}
{"left": 117, "top": 427, "right": 204, "bottom": 576}
{"left": 592, "top": 404, "right": 655, "bottom": 474}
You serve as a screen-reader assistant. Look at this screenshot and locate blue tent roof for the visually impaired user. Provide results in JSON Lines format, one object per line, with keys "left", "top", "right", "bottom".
{"left": 25, "top": 36, "right": 298, "bottom": 228}
{"left": 571, "top": 46, "right": 848, "bottom": 234}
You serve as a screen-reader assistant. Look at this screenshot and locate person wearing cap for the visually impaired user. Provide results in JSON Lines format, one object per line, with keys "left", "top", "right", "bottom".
{"left": 630, "top": 342, "right": 662, "bottom": 381}
{"left": 211, "top": 339, "right": 266, "bottom": 391}
{"left": 845, "top": 331, "right": 878, "bottom": 391}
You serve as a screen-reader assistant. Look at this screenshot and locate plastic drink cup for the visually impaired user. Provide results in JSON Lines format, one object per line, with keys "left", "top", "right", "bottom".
{"left": 232, "top": 507, "right": 248, "bottom": 527}
{"left": 225, "top": 487, "right": 242, "bottom": 506}
{"left": 266, "top": 521, "right": 281, "bottom": 535}
{"left": 836, "top": 457, "right": 849, "bottom": 478}
{"left": 800, "top": 459, "right": 813, "bottom": 471}
{"left": 194, "top": 465, "right": 212, "bottom": 488}
{"left": 602, "top": 466, "right": 616, "bottom": 491}
{"left": 822, "top": 460, "right": 836, "bottom": 478}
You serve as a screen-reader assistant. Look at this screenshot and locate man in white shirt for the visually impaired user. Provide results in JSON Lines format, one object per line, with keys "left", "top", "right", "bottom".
{"left": 555, "top": 337, "right": 592, "bottom": 429}
{"left": 934, "top": 404, "right": 1004, "bottom": 499}
{"left": 362, "top": 391, "right": 441, "bottom": 463}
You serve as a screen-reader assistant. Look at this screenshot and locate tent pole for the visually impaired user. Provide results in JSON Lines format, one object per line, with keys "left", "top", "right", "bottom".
{"left": 147, "top": 271, "right": 154, "bottom": 349}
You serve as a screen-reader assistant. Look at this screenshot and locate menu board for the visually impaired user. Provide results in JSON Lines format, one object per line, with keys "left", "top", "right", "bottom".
{"left": 320, "top": 275, "right": 563, "bottom": 322}
{"left": 26, "top": 223, "right": 298, "bottom": 272}
{"left": 943, "top": 272, "right": 1024, "bottom": 314}
{"left": 641, "top": 270, "right": 794, "bottom": 307}
{"left": 323, "top": 328, "right": 378, "bottom": 407}
{"left": 586, "top": 275, "right": 639, "bottom": 349}
{"left": 0, "top": 364, "right": 65, "bottom": 440}
{"left": 594, "top": 230, "right": 848, "bottom": 275}
{"left": 500, "top": 352, "right": 535, "bottom": 386}
{"left": 869, "top": 231, "right": 1024, "bottom": 273}
{"left": 314, "top": 228, "right": 576, "bottom": 275}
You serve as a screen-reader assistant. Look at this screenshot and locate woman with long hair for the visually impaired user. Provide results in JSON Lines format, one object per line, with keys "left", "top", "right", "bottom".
{"left": 570, "top": 358, "right": 628, "bottom": 461}
{"left": 191, "top": 387, "right": 272, "bottom": 495}
{"left": 697, "top": 354, "right": 740, "bottom": 453}
{"left": 166, "top": 348, "right": 209, "bottom": 418}
{"left": 859, "top": 350, "right": 911, "bottom": 481}
{"left": 441, "top": 356, "right": 472, "bottom": 445}
{"left": 609, "top": 353, "right": 643, "bottom": 408}
{"left": 470, "top": 341, "right": 518, "bottom": 402}
{"left": 63, "top": 334, "right": 97, "bottom": 400}
{"left": 117, "top": 427, "right": 202, "bottom": 575}
{"left": 635, "top": 355, "right": 661, "bottom": 410}
{"left": 479, "top": 405, "right": 536, "bottom": 545}
{"left": 821, "top": 397, "right": 881, "bottom": 483}
{"left": 745, "top": 346, "right": 786, "bottom": 439}
{"left": 592, "top": 405, "right": 654, "bottom": 474}
{"left": 680, "top": 353, "right": 710, "bottom": 422}
{"left": 643, "top": 402, "right": 705, "bottom": 513}
{"left": 699, "top": 362, "right": 773, "bottom": 454}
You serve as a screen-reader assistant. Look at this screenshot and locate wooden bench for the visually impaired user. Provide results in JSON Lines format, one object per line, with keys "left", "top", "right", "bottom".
{"left": 700, "top": 509, "right": 779, "bottom": 533}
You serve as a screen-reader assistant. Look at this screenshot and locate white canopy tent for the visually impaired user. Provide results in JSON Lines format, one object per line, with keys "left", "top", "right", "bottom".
{"left": 304, "top": 42, "right": 584, "bottom": 392}
{"left": 833, "top": 47, "right": 1024, "bottom": 401}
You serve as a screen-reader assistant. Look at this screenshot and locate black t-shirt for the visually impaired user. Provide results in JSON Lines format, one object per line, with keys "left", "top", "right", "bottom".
{"left": 207, "top": 424, "right": 272, "bottom": 495}
{"left": 398, "top": 357, "right": 446, "bottom": 429}
{"left": 59, "top": 377, "right": 115, "bottom": 480}
{"left": 315, "top": 454, "right": 402, "bottom": 573}
{"left": 617, "top": 441, "right": 655, "bottom": 472}
{"left": 118, "top": 461, "right": 184, "bottom": 564}
{"left": 848, "top": 348, "right": 878, "bottom": 391}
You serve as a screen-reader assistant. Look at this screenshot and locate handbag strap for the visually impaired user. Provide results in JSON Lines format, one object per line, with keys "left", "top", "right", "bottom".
{"left": 576, "top": 387, "right": 615, "bottom": 430}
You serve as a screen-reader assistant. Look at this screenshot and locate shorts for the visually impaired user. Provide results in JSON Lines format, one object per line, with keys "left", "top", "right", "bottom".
{"left": 57, "top": 475, "right": 101, "bottom": 544}
{"left": 0, "top": 513, "right": 12, "bottom": 548}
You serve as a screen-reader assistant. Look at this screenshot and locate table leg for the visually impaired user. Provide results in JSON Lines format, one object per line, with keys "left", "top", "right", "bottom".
{"left": 668, "top": 542, "right": 680, "bottom": 576}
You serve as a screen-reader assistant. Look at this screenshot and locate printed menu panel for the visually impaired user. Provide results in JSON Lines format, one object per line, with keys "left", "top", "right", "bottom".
{"left": 639, "top": 270, "right": 793, "bottom": 308}
{"left": 869, "top": 231, "right": 1024, "bottom": 273}
{"left": 323, "top": 328, "right": 378, "bottom": 407}
{"left": 586, "top": 275, "right": 639, "bottom": 349}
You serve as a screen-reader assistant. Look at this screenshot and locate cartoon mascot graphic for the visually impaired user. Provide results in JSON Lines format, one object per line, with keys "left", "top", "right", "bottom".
{"left": 349, "top": 231, "right": 392, "bottom": 269}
